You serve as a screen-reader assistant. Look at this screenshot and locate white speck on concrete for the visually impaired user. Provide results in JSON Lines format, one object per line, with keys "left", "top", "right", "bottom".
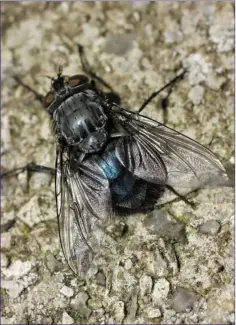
{"left": 139, "top": 275, "right": 153, "bottom": 297}
{"left": 1, "top": 253, "right": 9, "bottom": 268}
{"left": 2, "top": 260, "right": 32, "bottom": 280}
{"left": 60, "top": 285, "right": 74, "bottom": 298}
{"left": 17, "top": 193, "right": 55, "bottom": 227}
{"left": 183, "top": 53, "right": 209, "bottom": 86}
{"left": 152, "top": 278, "right": 170, "bottom": 306}
{"left": 124, "top": 258, "right": 132, "bottom": 270}
{"left": 113, "top": 301, "right": 125, "bottom": 323}
{"left": 1, "top": 232, "right": 11, "bottom": 250}
{"left": 188, "top": 85, "right": 204, "bottom": 105}
{"left": 2, "top": 280, "right": 24, "bottom": 299}
{"left": 146, "top": 307, "right": 162, "bottom": 318}
{"left": 61, "top": 312, "right": 74, "bottom": 324}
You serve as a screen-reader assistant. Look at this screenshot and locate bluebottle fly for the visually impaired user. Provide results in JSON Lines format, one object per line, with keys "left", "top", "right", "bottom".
{"left": 3, "top": 45, "right": 230, "bottom": 275}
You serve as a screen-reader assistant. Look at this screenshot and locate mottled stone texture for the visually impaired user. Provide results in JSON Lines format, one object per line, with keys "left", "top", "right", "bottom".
{"left": 1, "top": 2, "right": 234, "bottom": 324}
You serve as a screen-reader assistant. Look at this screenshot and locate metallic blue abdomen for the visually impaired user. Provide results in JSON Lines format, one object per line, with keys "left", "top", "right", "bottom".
{"left": 98, "top": 140, "right": 143, "bottom": 204}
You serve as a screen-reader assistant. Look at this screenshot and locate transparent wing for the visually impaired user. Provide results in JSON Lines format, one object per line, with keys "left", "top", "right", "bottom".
{"left": 115, "top": 135, "right": 167, "bottom": 184}
{"left": 55, "top": 148, "right": 111, "bottom": 276}
{"left": 113, "top": 108, "right": 230, "bottom": 189}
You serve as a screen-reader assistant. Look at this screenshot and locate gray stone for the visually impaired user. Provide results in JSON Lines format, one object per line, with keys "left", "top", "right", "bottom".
{"left": 124, "top": 293, "right": 138, "bottom": 323}
{"left": 95, "top": 271, "right": 106, "bottom": 287}
{"left": 45, "top": 254, "right": 61, "bottom": 273}
{"left": 104, "top": 34, "right": 136, "bottom": 56}
{"left": 199, "top": 220, "right": 221, "bottom": 235}
{"left": 144, "top": 210, "right": 186, "bottom": 243}
{"left": 70, "top": 292, "right": 91, "bottom": 318}
{"left": 172, "top": 288, "right": 199, "bottom": 313}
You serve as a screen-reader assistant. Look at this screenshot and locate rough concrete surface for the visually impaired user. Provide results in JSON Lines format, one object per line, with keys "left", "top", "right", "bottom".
{"left": 1, "top": 2, "right": 234, "bottom": 324}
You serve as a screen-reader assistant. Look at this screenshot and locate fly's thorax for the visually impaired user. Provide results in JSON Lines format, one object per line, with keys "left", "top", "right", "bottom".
{"left": 53, "top": 90, "right": 108, "bottom": 153}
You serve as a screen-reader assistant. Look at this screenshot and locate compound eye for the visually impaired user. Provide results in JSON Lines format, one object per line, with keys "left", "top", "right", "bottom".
{"left": 44, "top": 92, "right": 55, "bottom": 108}
{"left": 68, "top": 74, "right": 89, "bottom": 87}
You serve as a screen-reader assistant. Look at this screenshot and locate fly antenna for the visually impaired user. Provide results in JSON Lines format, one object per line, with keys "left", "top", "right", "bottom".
{"left": 57, "top": 64, "right": 63, "bottom": 77}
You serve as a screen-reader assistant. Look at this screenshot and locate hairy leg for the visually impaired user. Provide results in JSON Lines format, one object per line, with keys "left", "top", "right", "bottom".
{"left": 78, "top": 44, "right": 121, "bottom": 105}
{"left": 2, "top": 163, "right": 55, "bottom": 178}
{"left": 14, "top": 76, "right": 44, "bottom": 106}
{"left": 138, "top": 70, "right": 187, "bottom": 123}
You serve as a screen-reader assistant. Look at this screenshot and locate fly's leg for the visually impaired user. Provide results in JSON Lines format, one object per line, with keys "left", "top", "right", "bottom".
{"left": 2, "top": 163, "right": 55, "bottom": 195}
{"left": 2, "top": 164, "right": 55, "bottom": 231}
{"left": 78, "top": 44, "right": 121, "bottom": 105}
{"left": 78, "top": 44, "right": 114, "bottom": 91}
{"left": 138, "top": 69, "right": 187, "bottom": 123}
{"left": 2, "top": 163, "right": 55, "bottom": 178}
{"left": 14, "top": 76, "right": 44, "bottom": 106}
{"left": 166, "top": 185, "right": 196, "bottom": 208}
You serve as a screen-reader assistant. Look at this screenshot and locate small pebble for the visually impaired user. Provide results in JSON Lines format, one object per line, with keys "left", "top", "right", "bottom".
{"left": 144, "top": 210, "right": 186, "bottom": 243}
{"left": 124, "top": 259, "right": 132, "bottom": 270}
{"left": 61, "top": 312, "right": 74, "bottom": 324}
{"left": 104, "top": 34, "right": 136, "bottom": 56}
{"left": 125, "top": 294, "right": 138, "bottom": 324}
{"left": 70, "top": 292, "right": 91, "bottom": 318}
{"left": 1, "top": 232, "right": 11, "bottom": 250}
{"left": 152, "top": 278, "right": 170, "bottom": 306}
{"left": 45, "top": 254, "right": 61, "bottom": 273}
{"left": 172, "top": 288, "right": 198, "bottom": 312}
{"left": 139, "top": 275, "right": 153, "bottom": 297}
{"left": 95, "top": 271, "right": 106, "bottom": 287}
{"left": 146, "top": 307, "right": 161, "bottom": 318}
{"left": 113, "top": 301, "right": 125, "bottom": 323}
{"left": 2, "top": 260, "right": 32, "bottom": 280}
{"left": 199, "top": 220, "right": 221, "bottom": 235}
{"left": 60, "top": 285, "right": 74, "bottom": 298}
{"left": 2, "top": 280, "right": 24, "bottom": 299}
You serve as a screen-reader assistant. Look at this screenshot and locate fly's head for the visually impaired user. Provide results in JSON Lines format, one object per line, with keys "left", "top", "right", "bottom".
{"left": 43, "top": 67, "right": 90, "bottom": 115}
